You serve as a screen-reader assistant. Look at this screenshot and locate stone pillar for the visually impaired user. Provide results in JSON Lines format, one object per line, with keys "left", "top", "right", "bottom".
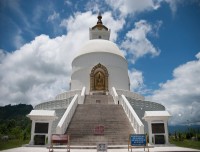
{"left": 105, "top": 75, "right": 108, "bottom": 91}
{"left": 147, "top": 121, "right": 153, "bottom": 144}
{"left": 164, "top": 121, "right": 169, "bottom": 144}
{"left": 30, "top": 120, "right": 35, "bottom": 145}
{"left": 48, "top": 121, "right": 53, "bottom": 145}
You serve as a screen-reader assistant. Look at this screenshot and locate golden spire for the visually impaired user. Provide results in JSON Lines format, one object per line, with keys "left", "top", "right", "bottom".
{"left": 91, "top": 12, "right": 108, "bottom": 31}
{"left": 97, "top": 12, "right": 103, "bottom": 25}
{"left": 90, "top": 12, "right": 110, "bottom": 40}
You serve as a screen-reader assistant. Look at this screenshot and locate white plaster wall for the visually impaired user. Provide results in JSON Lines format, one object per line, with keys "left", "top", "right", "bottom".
{"left": 71, "top": 52, "right": 130, "bottom": 94}
{"left": 89, "top": 28, "right": 110, "bottom": 40}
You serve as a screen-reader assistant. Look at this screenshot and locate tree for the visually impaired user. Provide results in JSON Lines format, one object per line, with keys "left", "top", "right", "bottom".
{"left": 0, "top": 124, "right": 8, "bottom": 135}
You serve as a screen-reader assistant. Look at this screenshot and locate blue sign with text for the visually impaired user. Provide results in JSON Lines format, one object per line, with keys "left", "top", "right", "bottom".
{"left": 130, "top": 134, "right": 146, "bottom": 146}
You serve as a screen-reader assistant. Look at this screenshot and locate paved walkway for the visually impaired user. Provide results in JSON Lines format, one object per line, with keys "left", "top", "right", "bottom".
{"left": 1, "top": 146, "right": 200, "bottom": 152}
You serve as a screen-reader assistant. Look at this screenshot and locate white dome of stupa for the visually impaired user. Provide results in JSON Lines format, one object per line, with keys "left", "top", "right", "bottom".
{"left": 74, "top": 39, "right": 125, "bottom": 59}
{"left": 70, "top": 14, "right": 130, "bottom": 93}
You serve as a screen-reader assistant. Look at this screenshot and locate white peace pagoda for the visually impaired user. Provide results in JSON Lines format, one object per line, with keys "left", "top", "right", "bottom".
{"left": 27, "top": 14, "right": 171, "bottom": 146}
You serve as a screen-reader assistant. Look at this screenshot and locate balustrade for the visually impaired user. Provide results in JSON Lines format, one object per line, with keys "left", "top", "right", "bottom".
{"left": 120, "top": 95, "right": 144, "bottom": 134}
{"left": 56, "top": 94, "right": 79, "bottom": 134}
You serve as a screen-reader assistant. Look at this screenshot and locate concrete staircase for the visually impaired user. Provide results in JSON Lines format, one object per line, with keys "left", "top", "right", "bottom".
{"left": 65, "top": 95, "right": 133, "bottom": 145}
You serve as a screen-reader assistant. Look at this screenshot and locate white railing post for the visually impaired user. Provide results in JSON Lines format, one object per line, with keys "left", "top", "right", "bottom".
{"left": 111, "top": 87, "right": 119, "bottom": 104}
{"left": 79, "top": 87, "right": 86, "bottom": 104}
{"left": 121, "top": 95, "right": 144, "bottom": 134}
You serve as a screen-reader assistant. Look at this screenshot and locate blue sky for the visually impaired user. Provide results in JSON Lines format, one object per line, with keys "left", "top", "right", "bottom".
{"left": 0, "top": 0, "right": 200, "bottom": 125}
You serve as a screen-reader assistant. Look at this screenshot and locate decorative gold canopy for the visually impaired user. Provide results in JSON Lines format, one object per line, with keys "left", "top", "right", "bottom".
{"left": 90, "top": 63, "right": 109, "bottom": 92}
{"left": 91, "top": 13, "right": 108, "bottom": 31}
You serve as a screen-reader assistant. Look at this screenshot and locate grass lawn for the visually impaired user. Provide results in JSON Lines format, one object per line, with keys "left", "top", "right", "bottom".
{"left": 0, "top": 139, "right": 29, "bottom": 151}
{"left": 170, "top": 139, "right": 200, "bottom": 150}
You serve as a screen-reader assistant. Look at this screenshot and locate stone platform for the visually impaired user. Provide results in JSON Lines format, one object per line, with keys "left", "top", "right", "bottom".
{"left": 1, "top": 145, "right": 200, "bottom": 152}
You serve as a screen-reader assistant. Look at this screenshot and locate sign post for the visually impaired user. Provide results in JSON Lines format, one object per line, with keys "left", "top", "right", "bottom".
{"left": 128, "top": 134, "right": 149, "bottom": 152}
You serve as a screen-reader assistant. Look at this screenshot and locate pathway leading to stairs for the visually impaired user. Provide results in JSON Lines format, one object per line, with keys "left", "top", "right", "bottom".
{"left": 1, "top": 145, "right": 200, "bottom": 152}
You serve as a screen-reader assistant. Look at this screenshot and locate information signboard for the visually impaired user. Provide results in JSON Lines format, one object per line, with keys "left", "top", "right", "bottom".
{"left": 130, "top": 134, "right": 146, "bottom": 146}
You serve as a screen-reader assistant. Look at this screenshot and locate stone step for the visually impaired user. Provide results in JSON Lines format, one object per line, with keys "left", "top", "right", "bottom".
{"left": 84, "top": 95, "right": 114, "bottom": 104}
{"left": 65, "top": 95, "right": 133, "bottom": 145}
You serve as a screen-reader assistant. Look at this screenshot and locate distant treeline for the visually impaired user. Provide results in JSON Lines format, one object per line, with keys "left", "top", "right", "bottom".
{"left": 169, "top": 125, "right": 200, "bottom": 135}
{"left": 0, "top": 104, "right": 33, "bottom": 140}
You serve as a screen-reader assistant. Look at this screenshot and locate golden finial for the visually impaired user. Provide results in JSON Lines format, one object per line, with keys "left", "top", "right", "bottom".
{"left": 97, "top": 12, "right": 102, "bottom": 25}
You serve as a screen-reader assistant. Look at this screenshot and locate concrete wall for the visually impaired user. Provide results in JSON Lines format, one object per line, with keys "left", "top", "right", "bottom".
{"left": 89, "top": 28, "right": 110, "bottom": 40}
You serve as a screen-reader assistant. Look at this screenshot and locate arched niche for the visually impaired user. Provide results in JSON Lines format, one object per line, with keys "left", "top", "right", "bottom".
{"left": 90, "top": 63, "right": 108, "bottom": 92}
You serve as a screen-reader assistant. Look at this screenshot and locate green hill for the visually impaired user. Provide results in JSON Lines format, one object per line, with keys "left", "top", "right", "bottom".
{"left": 0, "top": 104, "right": 33, "bottom": 136}
{"left": 0, "top": 104, "right": 33, "bottom": 150}
{"left": 0, "top": 104, "right": 33, "bottom": 120}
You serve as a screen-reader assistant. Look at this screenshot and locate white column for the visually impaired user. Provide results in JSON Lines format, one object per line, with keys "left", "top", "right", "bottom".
{"left": 48, "top": 121, "right": 53, "bottom": 145}
{"left": 147, "top": 120, "right": 153, "bottom": 144}
{"left": 30, "top": 120, "right": 35, "bottom": 145}
{"left": 164, "top": 121, "right": 169, "bottom": 144}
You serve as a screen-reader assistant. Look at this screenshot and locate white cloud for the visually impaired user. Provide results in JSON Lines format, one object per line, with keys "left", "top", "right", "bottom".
{"left": 121, "top": 20, "right": 160, "bottom": 63}
{"left": 32, "top": 5, "right": 46, "bottom": 23}
{"left": 0, "top": 49, "right": 6, "bottom": 62}
{"left": 128, "top": 69, "right": 144, "bottom": 91}
{"left": 0, "top": 11, "right": 124, "bottom": 106}
{"left": 13, "top": 29, "right": 25, "bottom": 49}
{"left": 0, "top": 35, "right": 70, "bottom": 106}
{"left": 85, "top": 0, "right": 101, "bottom": 13}
{"left": 61, "top": 12, "right": 96, "bottom": 34}
{"left": 128, "top": 69, "right": 151, "bottom": 95}
{"left": 105, "top": 0, "right": 186, "bottom": 17}
{"left": 148, "top": 52, "right": 200, "bottom": 125}
{"left": 60, "top": 11, "right": 124, "bottom": 42}
{"left": 196, "top": 52, "right": 200, "bottom": 59}
{"left": 47, "top": 11, "right": 62, "bottom": 35}
{"left": 64, "top": 0, "right": 72, "bottom": 6}
{"left": 7, "top": 0, "right": 31, "bottom": 29}
{"left": 98, "top": 12, "right": 125, "bottom": 41}
{"left": 164, "top": 0, "right": 182, "bottom": 15}
{"left": 105, "top": 0, "right": 160, "bottom": 17}
{"left": 47, "top": 11, "right": 60, "bottom": 22}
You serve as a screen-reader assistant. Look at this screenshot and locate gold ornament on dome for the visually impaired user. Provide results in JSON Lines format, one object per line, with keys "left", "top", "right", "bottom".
{"left": 90, "top": 63, "right": 108, "bottom": 92}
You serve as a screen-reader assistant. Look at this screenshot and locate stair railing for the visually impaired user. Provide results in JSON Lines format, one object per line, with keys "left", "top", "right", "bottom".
{"left": 121, "top": 95, "right": 144, "bottom": 134}
{"left": 111, "top": 87, "right": 119, "bottom": 104}
{"left": 56, "top": 94, "right": 78, "bottom": 134}
{"left": 79, "top": 87, "right": 86, "bottom": 104}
